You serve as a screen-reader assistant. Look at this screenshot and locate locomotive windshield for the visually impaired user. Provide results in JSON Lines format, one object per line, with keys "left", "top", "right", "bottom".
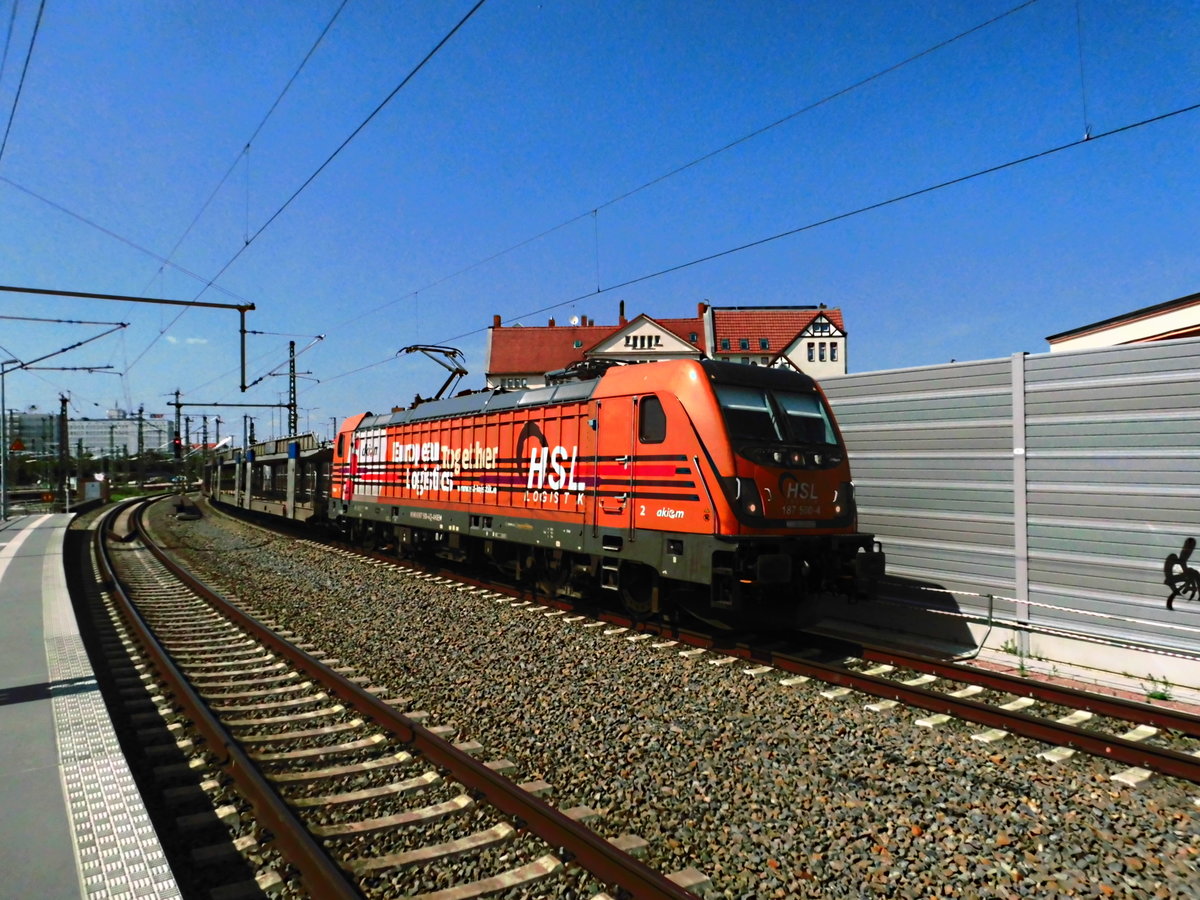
{"left": 715, "top": 384, "right": 837, "bottom": 446}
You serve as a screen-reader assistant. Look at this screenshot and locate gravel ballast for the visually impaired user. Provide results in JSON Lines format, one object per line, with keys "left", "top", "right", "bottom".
{"left": 152, "top": 504, "right": 1200, "bottom": 898}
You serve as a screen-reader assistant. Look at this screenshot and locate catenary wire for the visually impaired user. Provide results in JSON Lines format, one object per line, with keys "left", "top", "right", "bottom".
{"left": 435, "top": 99, "right": 1200, "bottom": 345}
{"left": 145, "top": 0, "right": 488, "bottom": 394}
{"left": 0, "top": 176, "right": 258, "bottom": 306}
{"left": 3, "top": 0, "right": 1033, "bottom": 348}
{"left": 333, "top": 0, "right": 1044, "bottom": 329}
{"left": 0, "top": 0, "right": 44, "bottom": 166}
{"left": 1074, "top": 0, "right": 1092, "bottom": 138}
{"left": 143, "top": 0, "right": 352, "bottom": 287}
{"left": 0, "top": 0, "right": 20, "bottom": 89}
{"left": 125, "top": 0, "right": 352, "bottom": 378}
{"left": 167, "top": 0, "right": 487, "bottom": 401}
{"left": 189, "top": 0, "right": 490, "bottom": 304}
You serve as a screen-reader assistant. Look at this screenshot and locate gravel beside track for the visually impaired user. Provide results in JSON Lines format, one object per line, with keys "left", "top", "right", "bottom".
{"left": 153, "top": 504, "right": 1200, "bottom": 898}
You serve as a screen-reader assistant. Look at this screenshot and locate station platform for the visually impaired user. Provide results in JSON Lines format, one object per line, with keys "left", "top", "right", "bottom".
{"left": 0, "top": 513, "right": 180, "bottom": 899}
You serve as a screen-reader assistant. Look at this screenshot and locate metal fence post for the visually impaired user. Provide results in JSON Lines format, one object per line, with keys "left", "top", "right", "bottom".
{"left": 1012, "top": 352, "right": 1030, "bottom": 656}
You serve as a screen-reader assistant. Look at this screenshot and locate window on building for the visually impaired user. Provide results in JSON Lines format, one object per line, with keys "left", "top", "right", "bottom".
{"left": 739, "top": 338, "right": 750, "bottom": 350}
{"left": 760, "top": 357, "right": 769, "bottom": 365}
{"left": 819, "top": 343, "right": 827, "bottom": 362}
{"left": 812, "top": 319, "right": 831, "bottom": 335}
{"left": 639, "top": 395, "right": 666, "bottom": 443}
{"left": 759, "top": 338, "right": 769, "bottom": 350}
{"left": 807, "top": 342, "right": 815, "bottom": 362}
{"left": 689, "top": 332, "right": 698, "bottom": 342}
{"left": 721, "top": 338, "right": 730, "bottom": 350}
{"left": 830, "top": 344, "right": 839, "bottom": 362}
{"left": 573, "top": 339, "right": 583, "bottom": 348}
{"left": 741, "top": 356, "right": 750, "bottom": 364}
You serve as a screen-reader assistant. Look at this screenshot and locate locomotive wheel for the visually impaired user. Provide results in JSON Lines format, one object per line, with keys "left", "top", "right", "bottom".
{"left": 619, "top": 566, "right": 656, "bottom": 619}
{"left": 667, "top": 586, "right": 733, "bottom": 630}
{"left": 620, "top": 587, "right": 653, "bottom": 618}
{"left": 532, "top": 564, "right": 568, "bottom": 601}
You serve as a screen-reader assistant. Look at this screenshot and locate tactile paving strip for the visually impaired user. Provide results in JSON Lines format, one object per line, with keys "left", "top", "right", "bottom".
{"left": 44, "top": 527, "right": 181, "bottom": 899}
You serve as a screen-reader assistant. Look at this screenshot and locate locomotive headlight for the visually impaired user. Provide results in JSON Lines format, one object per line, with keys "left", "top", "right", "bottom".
{"left": 789, "top": 449, "right": 805, "bottom": 467}
{"left": 833, "top": 481, "right": 856, "bottom": 516}
{"left": 735, "top": 476, "right": 765, "bottom": 517}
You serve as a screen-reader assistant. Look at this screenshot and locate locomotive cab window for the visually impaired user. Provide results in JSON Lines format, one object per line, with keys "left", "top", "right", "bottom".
{"left": 715, "top": 384, "right": 836, "bottom": 446}
{"left": 337, "top": 434, "right": 345, "bottom": 457}
{"left": 639, "top": 395, "right": 667, "bottom": 444}
{"left": 774, "top": 391, "right": 837, "bottom": 445}
{"left": 715, "top": 385, "right": 777, "bottom": 440}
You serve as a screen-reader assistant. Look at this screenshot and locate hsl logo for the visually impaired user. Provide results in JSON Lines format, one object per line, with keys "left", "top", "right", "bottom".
{"left": 527, "top": 445, "right": 586, "bottom": 491}
{"left": 780, "top": 473, "right": 817, "bottom": 500}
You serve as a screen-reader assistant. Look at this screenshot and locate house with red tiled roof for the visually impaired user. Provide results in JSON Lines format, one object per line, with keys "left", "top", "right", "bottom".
{"left": 707, "top": 305, "right": 846, "bottom": 378}
{"left": 485, "top": 301, "right": 849, "bottom": 388}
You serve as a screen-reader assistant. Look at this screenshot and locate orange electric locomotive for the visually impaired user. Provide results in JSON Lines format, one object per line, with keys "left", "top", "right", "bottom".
{"left": 330, "top": 358, "right": 882, "bottom": 622}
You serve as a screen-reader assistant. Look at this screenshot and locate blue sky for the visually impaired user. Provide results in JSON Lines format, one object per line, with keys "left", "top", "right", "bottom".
{"left": 1, "top": 0, "right": 1196, "bottom": 441}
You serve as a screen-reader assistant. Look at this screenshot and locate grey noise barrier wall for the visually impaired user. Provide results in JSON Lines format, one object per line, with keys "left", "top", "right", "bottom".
{"left": 821, "top": 336, "right": 1200, "bottom": 660}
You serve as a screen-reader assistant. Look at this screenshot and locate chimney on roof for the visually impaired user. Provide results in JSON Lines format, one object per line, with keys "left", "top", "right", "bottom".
{"left": 549, "top": 318, "right": 555, "bottom": 327}
{"left": 619, "top": 300, "right": 626, "bottom": 326}
{"left": 698, "top": 301, "right": 708, "bottom": 317}
{"left": 819, "top": 303, "right": 827, "bottom": 309}
{"left": 493, "top": 314, "right": 501, "bottom": 327}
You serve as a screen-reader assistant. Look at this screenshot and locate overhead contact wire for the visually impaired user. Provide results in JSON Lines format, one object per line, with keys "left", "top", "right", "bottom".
{"left": 128, "top": 0, "right": 354, "bottom": 378}
{"left": 168, "top": 0, "right": 488, "bottom": 397}
{"left": 346, "top": 0, "right": 1043, "bottom": 327}
{"left": 195, "top": 0, "right": 491, "bottom": 301}
{"left": 437, "top": 99, "right": 1200, "bottom": 344}
{"left": 0, "top": 0, "right": 20, "bottom": 89}
{"left": 151, "top": 0, "right": 352, "bottom": 272}
{"left": 1074, "top": 0, "right": 1092, "bottom": 138}
{"left": 592, "top": 0, "right": 1043, "bottom": 214}
{"left": 0, "top": 0, "right": 45, "bottom": 166}
{"left": 0, "top": 177, "right": 256, "bottom": 306}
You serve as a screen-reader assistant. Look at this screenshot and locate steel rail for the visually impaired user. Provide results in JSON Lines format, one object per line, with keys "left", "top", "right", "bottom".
{"left": 141, "top": 500, "right": 697, "bottom": 900}
{"left": 857, "top": 645, "right": 1200, "bottom": 739}
{"left": 548, "top": 603, "right": 1200, "bottom": 783}
{"left": 759, "top": 649, "right": 1200, "bottom": 784}
{"left": 206, "top": 501, "right": 1200, "bottom": 785}
{"left": 96, "top": 501, "right": 361, "bottom": 899}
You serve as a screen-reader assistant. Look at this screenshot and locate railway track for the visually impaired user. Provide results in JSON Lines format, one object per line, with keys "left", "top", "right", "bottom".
{"left": 140, "top": 495, "right": 1200, "bottom": 896}
{"left": 213, "top": 496, "right": 1200, "bottom": 789}
{"left": 96, "top": 497, "right": 705, "bottom": 899}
